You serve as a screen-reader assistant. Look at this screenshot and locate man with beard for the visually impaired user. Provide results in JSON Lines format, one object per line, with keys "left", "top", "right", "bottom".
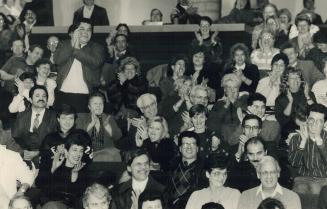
{"left": 289, "top": 104, "right": 327, "bottom": 195}
{"left": 237, "top": 156, "right": 301, "bottom": 209}
{"left": 110, "top": 149, "right": 164, "bottom": 209}
{"left": 12, "top": 85, "right": 57, "bottom": 167}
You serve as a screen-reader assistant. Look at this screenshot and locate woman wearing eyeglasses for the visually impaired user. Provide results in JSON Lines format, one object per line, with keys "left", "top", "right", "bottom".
{"left": 185, "top": 154, "right": 240, "bottom": 209}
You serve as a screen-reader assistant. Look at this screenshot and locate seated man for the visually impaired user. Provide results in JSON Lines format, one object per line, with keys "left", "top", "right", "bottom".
{"left": 76, "top": 91, "right": 122, "bottom": 162}
{"left": 237, "top": 156, "right": 301, "bottom": 209}
{"left": 0, "top": 146, "right": 35, "bottom": 209}
{"left": 12, "top": 85, "right": 57, "bottom": 166}
{"left": 246, "top": 93, "right": 281, "bottom": 156}
{"left": 110, "top": 149, "right": 164, "bottom": 209}
{"left": 82, "top": 183, "right": 111, "bottom": 209}
{"left": 0, "top": 44, "right": 43, "bottom": 94}
{"left": 164, "top": 131, "right": 206, "bottom": 209}
{"left": 288, "top": 103, "right": 327, "bottom": 194}
{"left": 227, "top": 137, "right": 293, "bottom": 192}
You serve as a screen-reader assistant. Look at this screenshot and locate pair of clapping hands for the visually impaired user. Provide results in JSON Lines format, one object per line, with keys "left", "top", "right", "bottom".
{"left": 130, "top": 117, "right": 148, "bottom": 147}
{"left": 51, "top": 144, "right": 85, "bottom": 173}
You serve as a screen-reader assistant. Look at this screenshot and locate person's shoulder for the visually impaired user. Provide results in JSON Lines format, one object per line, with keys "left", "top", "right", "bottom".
{"left": 281, "top": 186, "right": 300, "bottom": 198}
{"left": 94, "top": 4, "right": 107, "bottom": 11}
{"left": 224, "top": 186, "right": 241, "bottom": 195}
{"left": 240, "top": 186, "right": 258, "bottom": 196}
{"left": 298, "top": 59, "right": 315, "bottom": 67}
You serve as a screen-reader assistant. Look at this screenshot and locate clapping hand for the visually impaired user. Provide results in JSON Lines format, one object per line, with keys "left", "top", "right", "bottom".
{"left": 51, "top": 149, "right": 65, "bottom": 173}
{"left": 194, "top": 31, "right": 203, "bottom": 45}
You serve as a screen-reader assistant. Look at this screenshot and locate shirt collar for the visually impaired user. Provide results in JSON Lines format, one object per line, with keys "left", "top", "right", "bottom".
{"left": 235, "top": 63, "right": 246, "bottom": 71}
{"left": 256, "top": 183, "right": 283, "bottom": 199}
{"left": 84, "top": 5, "right": 95, "bottom": 11}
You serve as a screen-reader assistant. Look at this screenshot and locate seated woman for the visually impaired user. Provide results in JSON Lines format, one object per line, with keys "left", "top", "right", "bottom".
{"left": 142, "top": 8, "right": 163, "bottom": 25}
{"left": 251, "top": 29, "right": 280, "bottom": 78}
{"left": 277, "top": 9, "right": 293, "bottom": 47}
{"left": 275, "top": 67, "right": 313, "bottom": 144}
{"left": 38, "top": 131, "right": 90, "bottom": 207}
{"left": 8, "top": 72, "right": 35, "bottom": 113}
{"left": 34, "top": 58, "right": 56, "bottom": 107}
{"left": 190, "top": 16, "right": 222, "bottom": 65}
{"left": 289, "top": 13, "right": 316, "bottom": 59}
{"left": 186, "top": 46, "right": 221, "bottom": 102}
{"left": 185, "top": 154, "right": 240, "bottom": 209}
{"left": 207, "top": 73, "right": 248, "bottom": 147}
{"left": 224, "top": 43, "right": 260, "bottom": 94}
{"left": 107, "top": 56, "right": 147, "bottom": 117}
{"left": 264, "top": 15, "right": 289, "bottom": 48}
{"left": 181, "top": 104, "right": 230, "bottom": 159}
{"left": 135, "top": 116, "right": 177, "bottom": 171}
{"left": 76, "top": 92, "right": 122, "bottom": 162}
{"left": 256, "top": 53, "right": 289, "bottom": 108}
{"left": 159, "top": 54, "right": 188, "bottom": 99}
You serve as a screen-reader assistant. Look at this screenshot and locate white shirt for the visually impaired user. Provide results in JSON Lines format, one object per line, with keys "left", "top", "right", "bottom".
{"left": 312, "top": 80, "right": 327, "bottom": 107}
{"left": 60, "top": 58, "right": 89, "bottom": 94}
{"left": 83, "top": 5, "right": 94, "bottom": 19}
{"left": 256, "top": 183, "right": 283, "bottom": 200}
{"left": 132, "top": 177, "right": 148, "bottom": 193}
{"left": 0, "top": 145, "right": 35, "bottom": 198}
{"left": 29, "top": 108, "right": 46, "bottom": 132}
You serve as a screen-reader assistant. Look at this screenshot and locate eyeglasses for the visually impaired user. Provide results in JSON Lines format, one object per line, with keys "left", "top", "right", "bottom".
{"left": 140, "top": 102, "right": 157, "bottom": 111}
{"left": 244, "top": 125, "right": 260, "bottom": 131}
{"left": 307, "top": 117, "right": 324, "bottom": 125}
{"left": 260, "top": 170, "right": 278, "bottom": 177}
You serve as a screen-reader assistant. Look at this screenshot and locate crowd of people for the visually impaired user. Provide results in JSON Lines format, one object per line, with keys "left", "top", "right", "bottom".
{"left": 0, "top": 0, "right": 327, "bottom": 209}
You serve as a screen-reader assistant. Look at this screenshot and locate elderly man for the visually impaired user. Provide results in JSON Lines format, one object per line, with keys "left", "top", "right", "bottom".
{"left": 237, "top": 156, "right": 301, "bottom": 209}
{"left": 288, "top": 103, "right": 327, "bottom": 195}
{"left": 111, "top": 149, "right": 164, "bottom": 209}
{"left": 73, "top": 0, "right": 109, "bottom": 25}
{"left": 45, "top": 36, "right": 60, "bottom": 64}
{"left": 0, "top": 147, "right": 35, "bottom": 209}
{"left": 54, "top": 18, "right": 105, "bottom": 112}
{"left": 82, "top": 183, "right": 111, "bottom": 209}
{"left": 115, "top": 93, "right": 159, "bottom": 151}
{"left": 164, "top": 131, "right": 206, "bottom": 209}
{"left": 207, "top": 73, "right": 248, "bottom": 148}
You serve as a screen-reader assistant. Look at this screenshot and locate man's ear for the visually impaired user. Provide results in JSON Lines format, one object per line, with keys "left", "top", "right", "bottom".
{"left": 127, "top": 165, "right": 131, "bottom": 173}
{"left": 205, "top": 171, "right": 210, "bottom": 179}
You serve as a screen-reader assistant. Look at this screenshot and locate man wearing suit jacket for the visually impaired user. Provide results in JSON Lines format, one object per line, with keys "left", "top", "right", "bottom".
{"left": 54, "top": 18, "right": 105, "bottom": 112}
{"left": 73, "top": 0, "right": 109, "bottom": 26}
{"left": 12, "top": 85, "right": 57, "bottom": 166}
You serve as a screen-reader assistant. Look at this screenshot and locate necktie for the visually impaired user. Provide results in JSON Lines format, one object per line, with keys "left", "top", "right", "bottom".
{"left": 33, "top": 113, "right": 40, "bottom": 132}
{"left": 92, "top": 115, "right": 104, "bottom": 151}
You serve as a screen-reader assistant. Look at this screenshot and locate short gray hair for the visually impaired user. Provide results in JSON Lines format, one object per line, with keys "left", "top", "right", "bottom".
{"left": 257, "top": 155, "right": 281, "bottom": 174}
{"left": 82, "top": 183, "right": 111, "bottom": 208}
{"left": 136, "top": 93, "right": 157, "bottom": 109}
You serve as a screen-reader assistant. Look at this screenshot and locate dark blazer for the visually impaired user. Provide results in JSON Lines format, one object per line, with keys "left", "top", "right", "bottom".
{"left": 172, "top": 3, "right": 201, "bottom": 24}
{"left": 54, "top": 40, "right": 105, "bottom": 91}
{"left": 11, "top": 108, "right": 57, "bottom": 151}
{"left": 73, "top": 4, "right": 109, "bottom": 26}
{"left": 110, "top": 176, "right": 165, "bottom": 209}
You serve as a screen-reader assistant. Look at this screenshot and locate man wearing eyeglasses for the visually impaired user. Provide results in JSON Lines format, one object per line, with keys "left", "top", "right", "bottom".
{"left": 164, "top": 131, "right": 206, "bottom": 209}
{"left": 237, "top": 156, "right": 301, "bottom": 209}
{"left": 227, "top": 136, "right": 293, "bottom": 192}
{"left": 288, "top": 103, "right": 327, "bottom": 195}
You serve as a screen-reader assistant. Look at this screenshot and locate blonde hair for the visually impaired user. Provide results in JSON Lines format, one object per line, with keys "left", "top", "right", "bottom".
{"left": 136, "top": 93, "right": 157, "bottom": 109}
{"left": 147, "top": 116, "right": 170, "bottom": 138}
